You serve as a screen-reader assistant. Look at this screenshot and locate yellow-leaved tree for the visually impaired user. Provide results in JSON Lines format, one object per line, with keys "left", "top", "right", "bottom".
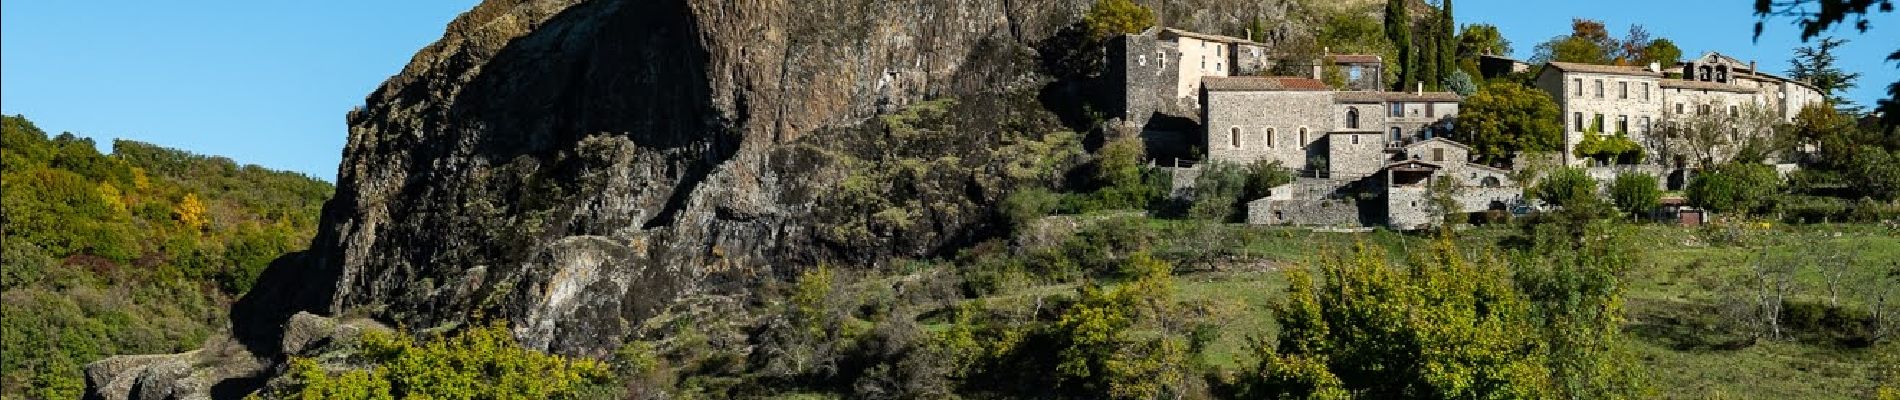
{"left": 175, "top": 193, "right": 207, "bottom": 232}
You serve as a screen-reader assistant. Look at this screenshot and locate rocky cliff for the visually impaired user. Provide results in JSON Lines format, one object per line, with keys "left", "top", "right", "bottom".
{"left": 85, "top": 0, "right": 1316, "bottom": 398}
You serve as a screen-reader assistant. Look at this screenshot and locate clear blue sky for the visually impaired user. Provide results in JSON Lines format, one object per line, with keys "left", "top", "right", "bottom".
{"left": 4, "top": 1, "right": 1896, "bottom": 181}
{"left": 2, "top": 1, "right": 475, "bottom": 181}
{"left": 1455, "top": 0, "right": 1899, "bottom": 109}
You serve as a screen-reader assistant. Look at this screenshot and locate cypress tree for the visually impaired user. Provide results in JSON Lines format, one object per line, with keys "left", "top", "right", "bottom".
{"left": 1387, "top": 0, "right": 1413, "bottom": 91}
{"left": 1440, "top": 0, "right": 1457, "bottom": 87}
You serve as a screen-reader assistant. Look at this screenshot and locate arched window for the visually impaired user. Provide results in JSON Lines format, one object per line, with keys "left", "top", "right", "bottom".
{"left": 1346, "top": 108, "right": 1361, "bottom": 129}
{"left": 1481, "top": 176, "right": 1502, "bottom": 188}
{"left": 1298, "top": 127, "right": 1309, "bottom": 145}
{"left": 1266, "top": 128, "right": 1276, "bottom": 148}
{"left": 1230, "top": 127, "right": 1242, "bottom": 148}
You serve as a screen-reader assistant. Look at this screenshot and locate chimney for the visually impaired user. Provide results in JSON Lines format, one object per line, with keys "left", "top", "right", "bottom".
{"left": 1416, "top": 82, "right": 1424, "bottom": 95}
{"left": 1648, "top": 62, "right": 1661, "bottom": 73}
{"left": 1246, "top": 28, "right": 1254, "bottom": 42}
{"left": 1750, "top": 60, "right": 1757, "bottom": 73}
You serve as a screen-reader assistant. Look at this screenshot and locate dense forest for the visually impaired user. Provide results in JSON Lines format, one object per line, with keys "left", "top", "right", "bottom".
{"left": 0, "top": 115, "right": 333, "bottom": 399}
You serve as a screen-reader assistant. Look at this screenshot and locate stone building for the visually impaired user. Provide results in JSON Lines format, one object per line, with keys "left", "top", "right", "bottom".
{"left": 1678, "top": 52, "right": 1825, "bottom": 121}
{"left": 1112, "top": 27, "right": 1271, "bottom": 127}
{"left": 1201, "top": 76, "right": 1335, "bottom": 172}
{"left": 1534, "top": 62, "right": 1666, "bottom": 166}
{"left": 1198, "top": 73, "right": 1494, "bottom": 229}
{"left": 1535, "top": 56, "right": 1826, "bottom": 167}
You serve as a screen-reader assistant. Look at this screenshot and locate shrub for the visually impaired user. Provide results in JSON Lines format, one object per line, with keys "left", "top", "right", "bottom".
{"left": 1000, "top": 187, "right": 1062, "bottom": 230}
{"left": 1607, "top": 172, "right": 1661, "bottom": 219}
{"left": 1081, "top": 0, "right": 1154, "bottom": 40}
{"left": 271, "top": 323, "right": 612, "bottom": 400}
{"left": 1687, "top": 162, "right": 1780, "bottom": 215}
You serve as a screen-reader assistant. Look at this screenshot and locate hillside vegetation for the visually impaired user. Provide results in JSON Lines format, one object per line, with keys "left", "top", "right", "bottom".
{"left": 0, "top": 115, "right": 332, "bottom": 399}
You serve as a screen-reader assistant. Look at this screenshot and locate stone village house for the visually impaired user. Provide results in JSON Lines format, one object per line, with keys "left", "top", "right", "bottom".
{"left": 1114, "top": 28, "right": 1826, "bottom": 230}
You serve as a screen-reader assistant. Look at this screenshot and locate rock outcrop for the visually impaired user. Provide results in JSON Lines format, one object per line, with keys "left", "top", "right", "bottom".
{"left": 87, "top": 0, "right": 1318, "bottom": 398}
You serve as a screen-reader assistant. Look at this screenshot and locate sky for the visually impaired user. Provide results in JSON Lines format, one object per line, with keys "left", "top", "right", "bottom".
{"left": 2, "top": 1, "right": 476, "bottom": 181}
{"left": 3, "top": 1, "right": 1896, "bottom": 181}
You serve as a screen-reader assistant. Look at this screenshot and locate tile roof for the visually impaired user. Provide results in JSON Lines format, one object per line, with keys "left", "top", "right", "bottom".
{"left": 1159, "top": 28, "right": 1265, "bottom": 46}
{"left": 1328, "top": 54, "right": 1382, "bottom": 64}
{"left": 1202, "top": 76, "right": 1332, "bottom": 92}
{"left": 1659, "top": 79, "right": 1760, "bottom": 93}
{"left": 1333, "top": 91, "right": 1463, "bottom": 103}
{"left": 1545, "top": 61, "right": 1663, "bottom": 77}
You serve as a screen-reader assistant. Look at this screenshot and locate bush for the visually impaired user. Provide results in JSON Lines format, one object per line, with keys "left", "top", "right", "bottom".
{"left": 1000, "top": 187, "right": 1062, "bottom": 230}
{"left": 1687, "top": 162, "right": 1780, "bottom": 215}
{"left": 1608, "top": 172, "right": 1661, "bottom": 219}
{"left": 270, "top": 323, "right": 612, "bottom": 400}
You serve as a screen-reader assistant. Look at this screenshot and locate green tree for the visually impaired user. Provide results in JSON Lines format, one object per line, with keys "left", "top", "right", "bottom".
{"left": 1638, "top": 38, "right": 1683, "bottom": 67}
{"left": 1607, "top": 172, "right": 1662, "bottom": 219}
{"left": 1789, "top": 37, "right": 1864, "bottom": 109}
{"left": 1246, "top": 239, "right": 1553, "bottom": 398}
{"left": 1534, "top": 18, "right": 1616, "bottom": 64}
{"left": 1053, "top": 252, "right": 1188, "bottom": 399}
{"left": 1088, "top": 136, "right": 1153, "bottom": 210}
{"left": 1527, "top": 166, "right": 1603, "bottom": 211}
{"left": 1686, "top": 162, "right": 1781, "bottom": 215}
{"left": 1753, "top": 0, "right": 1897, "bottom": 126}
{"left": 1082, "top": 0, "right": 1154, "bottom": 40}
{"left": 1456, "top": 82, "right": 1565, "bottom": 163}
{"left": 1457, "top": 23, "right": 1513, "bottom": 60}
{"left": 271, "top": 323, "right": 611, "bottom": 400}
{"left": 1386, "top": 0, "right": 1415, "bottom": 90}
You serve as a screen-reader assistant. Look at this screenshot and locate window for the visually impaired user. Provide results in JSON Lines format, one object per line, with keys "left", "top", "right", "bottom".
{"left": 1620, "top": 81, "right": 1629, "bottom": 99}
{"left": 1573, "top": 78, "right": 1583, "bottom": 96}
{"left": 1676, "top": 103, "right": 1685, "bottom": 114}
{"left": 1699, "top": 104, "right": 1711, "bottom": 115}
{"left": 1640, "top": 116, "right": 1652, "bottom": 133}
{"left": 1352, "top": 135, "right": 1361, "bottom": 144}
{"left": 1616, "top": 115, "right": 1629, "bottom": 134}
{"left": 1158, "top": 52, "right": 1166, "bottom": 68}
{"left": 1299, "top": 127, "right": 1309, "bottom": 145}
{"left": 1266, "top": 128, "right": 1276, "bottom": 148}
{"left": 1137, "top": 55, "right": 1147, "bottom": 67}
{"left": 1574, "top": 112, "right": 1585, "bottom": 131}
{"left": 1426, "top": 103, "right": 1437, "bottom": 118}
{"left": 1231, "top": 127, "right": 1242, "bottom": 148}
{"left": 1390, "top": 102, "right": 1404, "bottom": 117}
{"left": 1595, "top": 79, "right": 1604, "bottom": 98}
{"left": 1594, "top": 113, "right": 1605, "bottom": 132}
{"left": 1433, "top": 148, "right": 1445, "bottom": 162}
{"left": 1346, "top": 107, "right": 1361, "bottom": 129}
{"left": 1642, "top": 83, "right": 1651, "bottom": 100}
{"left": 1390, "top": 127, "right": 1403, "bottom": 143}
{"left": 1729, "top": 105, "right": 1738, "bottom": 117}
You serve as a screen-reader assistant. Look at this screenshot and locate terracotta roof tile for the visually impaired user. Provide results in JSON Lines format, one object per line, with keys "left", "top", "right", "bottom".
{"left": 1545, "top": 61, "right": 1663, "bottom": 77}
{"left": 1328, "top": 54, "right": 1382, "bottom": 64}
{"left": 1333, "top": 91, "right": 1462, "bottom": 103}
{"left": 1159, "top": 28, "right": 1265, "bottom": 46}
{"left": 1203, "top": 76, "right": 1331, "bottom": 92}
{"left": 1659, "top": 79, "right": 1761, "bottom": 93}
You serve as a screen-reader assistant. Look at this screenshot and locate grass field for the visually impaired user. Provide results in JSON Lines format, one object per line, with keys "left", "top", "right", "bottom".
{"left": 982, "top": 219, "right": 1898, "bottom": 398}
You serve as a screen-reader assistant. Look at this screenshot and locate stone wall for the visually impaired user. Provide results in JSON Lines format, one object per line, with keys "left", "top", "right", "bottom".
{"left": 1327, "top": 132, "right": 1387, "bottom": 178}
{"left": 1585, "top": 164, "right": 1668, "bottom": 190}
{"left": 1249, "top": 198, "right": 1362, "bottom": 226}
{"left": 1204, "top": 89, "right": 1334, "bottom": 170}
{"left": 1540, "top": 70, "right": 1665, "bottom": 166}
{"left": 1452, "top": 186, "right": 1523, "bottom": 213}
{"left": 1386, "top": 186, "right": 1436, "bottom": 230}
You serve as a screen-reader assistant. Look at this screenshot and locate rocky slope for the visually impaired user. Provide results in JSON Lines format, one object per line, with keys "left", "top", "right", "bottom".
{"left": 85, "top": 0, "right": 1322, "bottom": 398}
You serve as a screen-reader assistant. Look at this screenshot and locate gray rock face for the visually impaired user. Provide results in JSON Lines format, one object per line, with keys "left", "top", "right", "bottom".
{"left": 89, "top": 0, "right": 1319, "bottom": 397}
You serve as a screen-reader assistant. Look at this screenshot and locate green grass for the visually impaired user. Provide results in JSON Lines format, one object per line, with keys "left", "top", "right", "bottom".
{"left": 972, "top": 219, "right": 1898, "bottom": 398}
